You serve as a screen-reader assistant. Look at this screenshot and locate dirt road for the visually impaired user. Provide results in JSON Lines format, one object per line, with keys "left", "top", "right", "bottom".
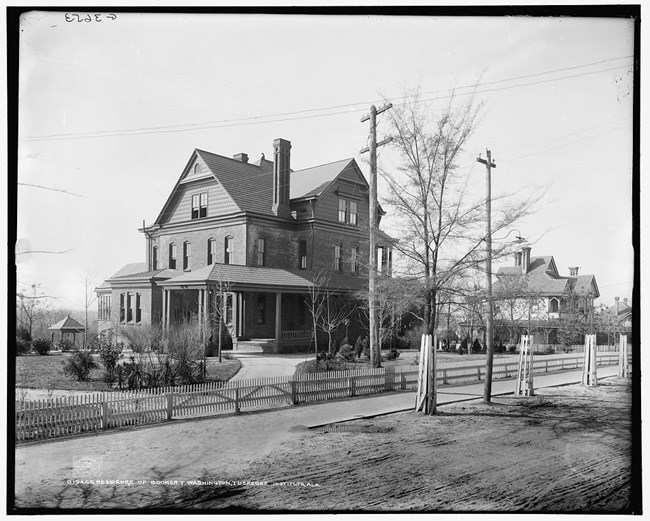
{"left": 13, "top": 376, "right": 633, "bottom": 512}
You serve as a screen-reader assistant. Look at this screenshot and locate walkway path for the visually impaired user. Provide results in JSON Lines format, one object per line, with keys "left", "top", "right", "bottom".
{"left": 230, "top": 353, "right": 313, "bottom": 381}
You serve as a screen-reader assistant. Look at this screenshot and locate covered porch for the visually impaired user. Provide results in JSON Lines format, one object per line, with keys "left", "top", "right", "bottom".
{"left": 158, "top": 264, "right": 318, "bottom": 352}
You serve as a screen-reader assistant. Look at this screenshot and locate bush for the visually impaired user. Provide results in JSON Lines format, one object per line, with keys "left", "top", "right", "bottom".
{"left": 16, "top": 338, "right": 31, "bottom": 356}
{"left": 385, "top": 348, "right": 401, "bottom": 361}
{"left": 58, "top": 338, "right": 75, "bottom": 352}
{"left": 98, "top": 336, "right": 123, "bottom": 386}
{"left": 16, "top": 326, "right": 31, "bottom": 343}
{"left": 62, "top": 350, "right": 98, "bottom": 381}
{"left": 32, "top": 338, "right": 52, "bottom": 355}
{"left": 472, "top": 338, "right": 482, "bottom": 353}
{"left": 336, "top": 343, "right": 355, "bottom": 362}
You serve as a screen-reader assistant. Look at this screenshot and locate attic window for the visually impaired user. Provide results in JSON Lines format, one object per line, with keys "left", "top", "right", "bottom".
{"left": 194, "top": 163, "right": 202, "bottom": 174}
{"left": 191, "top": 192, "right": 208, "bottom": 219}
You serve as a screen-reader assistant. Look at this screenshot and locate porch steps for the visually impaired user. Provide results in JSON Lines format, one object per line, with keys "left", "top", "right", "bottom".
{"left": 234, "top": 339, "right": 277, "bottom": 353}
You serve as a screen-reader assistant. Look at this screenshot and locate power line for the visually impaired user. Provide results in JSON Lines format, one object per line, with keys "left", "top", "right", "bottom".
{"left": 23, "top": 57, "right": 633, "bottom": 142}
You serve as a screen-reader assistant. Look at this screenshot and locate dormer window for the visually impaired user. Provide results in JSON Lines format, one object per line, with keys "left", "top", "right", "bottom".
{"left": 191, "top": 192, "right": 207, "bottom": 219}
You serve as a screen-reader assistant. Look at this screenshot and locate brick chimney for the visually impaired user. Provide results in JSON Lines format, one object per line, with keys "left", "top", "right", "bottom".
{"left": 233, "top": 153, "right": 248, "bottom": 163}
{"left": 569, "top": 266, "right": 579, "bottom": 276}
{"left": 272, "top": 138, "right": 291, "bottom": 218}
{"left": 615, "top": 296, "right": 620, "bottom": 315}
{"left": 521, "top": 247, "right": 531, "bottom": 274}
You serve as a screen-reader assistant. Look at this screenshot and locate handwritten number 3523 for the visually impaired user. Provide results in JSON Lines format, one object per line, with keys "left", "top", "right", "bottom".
{"left": 65, "top": 13, "right": 117, "bottom": 23}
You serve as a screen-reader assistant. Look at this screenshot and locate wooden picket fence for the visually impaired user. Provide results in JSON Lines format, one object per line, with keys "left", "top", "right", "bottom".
{"left": 15, "top": 352, "right": 623, "bottom": 442}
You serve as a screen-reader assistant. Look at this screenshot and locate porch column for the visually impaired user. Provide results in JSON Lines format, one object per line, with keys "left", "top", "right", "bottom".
{"left": 198, "top": 289, "right": 204, "bottom": 341}
{"left": 162, "top": 289, "right": 167, "bottom": 330}
{"left": 275, "top": 292, "right": 282, "bottom": 342}
{"left": 203, "top": 288, "right": 208, "bottom": 326}
{"left": 237, "top": 293, "right": 245, "bottom": 338}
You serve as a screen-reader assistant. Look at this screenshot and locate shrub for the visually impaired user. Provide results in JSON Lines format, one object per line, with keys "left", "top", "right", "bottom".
{"left": 59, "top": 338, "right": 75, "bottom": 352}
{"left": 472, "top": 338, "right": 482, "bottom": 353}
{"left": 62, "top": 350, "right": 98, "bottom": 381}
{"left": 98, "top": 337, "right": 123, "bottom": 387}
{"left": 16, "top": 338, "right": 31, "bottom": 356}
{"left": 32, "top": 338, "right": 52, "bottom": 355}
{"left": 16, "top": 326, "right": 31, "bottom": 343}
{"left": 385, "top": 348, "right": 401, "bottom": 361}
{"left": 337, "top": 343, "right": 355, "bottom": 362}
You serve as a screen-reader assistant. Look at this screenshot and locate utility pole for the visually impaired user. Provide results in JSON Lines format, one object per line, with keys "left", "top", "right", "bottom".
{"left": 361, "top": 103, "right": 392, "bottom": 368}
{"left": 477, "top": 149, "right": 496, "bottom": 403}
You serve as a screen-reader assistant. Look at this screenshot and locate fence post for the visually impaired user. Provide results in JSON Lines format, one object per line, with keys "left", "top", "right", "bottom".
{"left": 166, "top": 392, "right": 173, "bottom": 420}
{"left": 235, "top": 388, "right": 240, "bottom": 413}
{"left": 400, "top": 372, "right": 406, "bottom": 390}
{"left": 291, "top": 380, "right": 298, "bottom": 405}
{"left": 101, "top": 398, "right": 109, "bottom": 430}
{"left": 442, "top": 369, "right": 448, "bottom": 385}
{"left": 545, "top": 360, "right": 549, "bottom": 373}
{"left": 350, "top": 377, "right": 356, "bottom": 397}
{"left": 477, "top": 366, "right": 481, "bottom": 380}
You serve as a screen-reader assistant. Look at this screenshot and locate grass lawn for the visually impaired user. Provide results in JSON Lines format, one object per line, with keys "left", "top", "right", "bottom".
{"left": 15, "top": 352, "right": 241, "bottom": 392}
{"left": 294, "top": 349, "right": 524, "bottom": 375}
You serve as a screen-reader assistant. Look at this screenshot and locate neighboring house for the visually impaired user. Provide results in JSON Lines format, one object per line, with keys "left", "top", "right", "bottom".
{"left": 595, "top": 296, "right": 632, "bottom": 344}
{"left": 96, "top": 138, "right": 393, "bottom": 351}
{"left": 492, "top": 246, "right": 600, "bottom": 344}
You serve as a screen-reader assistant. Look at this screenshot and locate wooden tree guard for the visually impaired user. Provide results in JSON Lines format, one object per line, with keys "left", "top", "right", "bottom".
{"left": 618, "top": 334, "right": 630, "bottom": 378}
{"left": 515, "top": 335, "right": 534, "bottom": 396}
{"left": 581, "top": 334, "right": 598, "bottom": 386}
{"left": 415, "top": 334, "right": 437, "bottom": 415}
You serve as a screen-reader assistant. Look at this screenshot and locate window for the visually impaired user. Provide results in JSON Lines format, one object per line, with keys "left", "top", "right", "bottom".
{"left": 127, "top": 293, "right": 133, "bottom": 323}
{"left": 169, "top": 243, "right": 177, "bottom": 269}
{"left": 299, "top": 240, "right": 307, "bottom": 269}
{"left": 338, "top": 197, "right": 359, "bottom": 225}
{"left": 338, "top": 198, "right": 347, "bottom": 223}
{"left": 381, "top": 246, "right": 388, "bottom": 274}
{"left": 224, "top": 236, "right": 234, "bottom": 264}
{"left": 257, "top": 238, "right": 266, "bottom": 266}
{"left": 549, "top": 298, "right": 559, "bottom": 313}
{"left": 183, "top": 242, "right": 191, "bottom": 270}
{"left": 152, "top": 246, "right": 158, "bottom": 271}
{"left": 351, "top": 246, "right": 359, "bottom": 274}
{"left": 194, "top": 163, "right": 202, "bottom": 174}
{"left": 135, "top": 293, "right": 141, "bottom": 324}
{"left": 120, "top": 294, "right": 125, "bottom": 323}
{"left": 349, "top": 200, "right": 358, "bottom": 225}
{"left": 207, "top": 238, "right": 216, "bottom": 265}
{"left": 257, "top": 294, "right": 266, "bottom": 325}
{"left": 334, "top": 244, "right": 342, "bottom": 271}
{"left": 99, "top": 295, "right": 111, "bottom": 321}
{"left": 191, "top": 192, "right": 207, "bottom": 219}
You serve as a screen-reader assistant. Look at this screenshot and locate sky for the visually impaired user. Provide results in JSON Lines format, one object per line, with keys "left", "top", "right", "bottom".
{"left": 15, "top": 9, "right": 637, "bottom": 311}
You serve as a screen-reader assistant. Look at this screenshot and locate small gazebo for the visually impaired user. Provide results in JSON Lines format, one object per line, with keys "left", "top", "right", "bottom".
{"left": 48, "top": 316, "right": 86, "bottom": 348}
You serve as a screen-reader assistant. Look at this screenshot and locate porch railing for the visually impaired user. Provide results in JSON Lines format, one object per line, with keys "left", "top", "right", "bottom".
{"left": 280, "top": 330, "right": 312, "bottom": 340}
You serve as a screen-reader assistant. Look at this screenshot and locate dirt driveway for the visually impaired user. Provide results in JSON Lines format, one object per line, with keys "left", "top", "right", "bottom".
{"left": 13, "top": 377, "right": 634, "bottom": 513}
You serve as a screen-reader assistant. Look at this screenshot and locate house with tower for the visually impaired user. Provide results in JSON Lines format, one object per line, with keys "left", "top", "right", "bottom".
{"left": 96, "top": 138, "right": 393, "bottom": 352}
{"left": 491, "top": 246, "right": 600, "bottom": 344}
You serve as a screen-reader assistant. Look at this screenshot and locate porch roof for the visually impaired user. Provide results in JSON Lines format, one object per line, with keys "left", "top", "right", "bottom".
{"left": 158, "top": 263, "right": 367, "bottom": 293}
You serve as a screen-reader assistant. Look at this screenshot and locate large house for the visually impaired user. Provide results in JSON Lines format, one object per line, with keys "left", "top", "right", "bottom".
{"left": 96, "top": 138, "right": 393, "bottom": 351}
{"left": 491, "top": 246, "right": 600, "bottom": 344}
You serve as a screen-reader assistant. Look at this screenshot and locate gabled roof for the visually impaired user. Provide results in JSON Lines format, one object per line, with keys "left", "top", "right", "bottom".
{"left": 48, "top": 316, "right": 85, "bottom": 332}
{"left": 110, "top": 268, "right": 183, "bottom": 281}
{"left": 290, "top": 158, "right": 356, "bottom": 200}
{"left": 153, "top": 148, "right": 367, "bottom": 224}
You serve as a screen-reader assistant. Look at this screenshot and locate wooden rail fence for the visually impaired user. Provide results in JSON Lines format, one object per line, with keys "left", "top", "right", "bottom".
{"left": 15, "top": 353, "right": 623, "bottom": 442}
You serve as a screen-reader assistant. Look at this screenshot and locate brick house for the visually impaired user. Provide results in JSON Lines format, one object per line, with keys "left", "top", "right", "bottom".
{"left": 491, "top": 246, "right": 600, "bottom": 344}
{"left": 96, "top": 138, "right": 393, "bottom": 351}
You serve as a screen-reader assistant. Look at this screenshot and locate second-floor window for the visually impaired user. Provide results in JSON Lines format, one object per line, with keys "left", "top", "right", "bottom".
{"left": 257, "top": 238, "right": 266, "bottom": 266}
{"left": 207, "top": 238, "right": 216, "bottom": 265}
{"left": 549, "top": 298, "right": 559, "bottom": 313}
{"left": 169, "top": 243, "right": 177, "bottom": 269}
{"left": 191, "top": 192, "right": 207, "bottom": 219}
{"left": 152, "top": 246, "right": 158, "bottom": 270}
{"left": 225, "top": 236, "right": 234, "bottom": 264}
{"left": 183, "top": 242, "right": 191, "bottom": 270}
{"left": 334, "top": 244, "right": 342, "bottom": 271}
{"left": 299, "top": 240, "right": 307, "bottom": 269}
{"left": 338, "top": 197, "right": 358, "bottom": 225}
